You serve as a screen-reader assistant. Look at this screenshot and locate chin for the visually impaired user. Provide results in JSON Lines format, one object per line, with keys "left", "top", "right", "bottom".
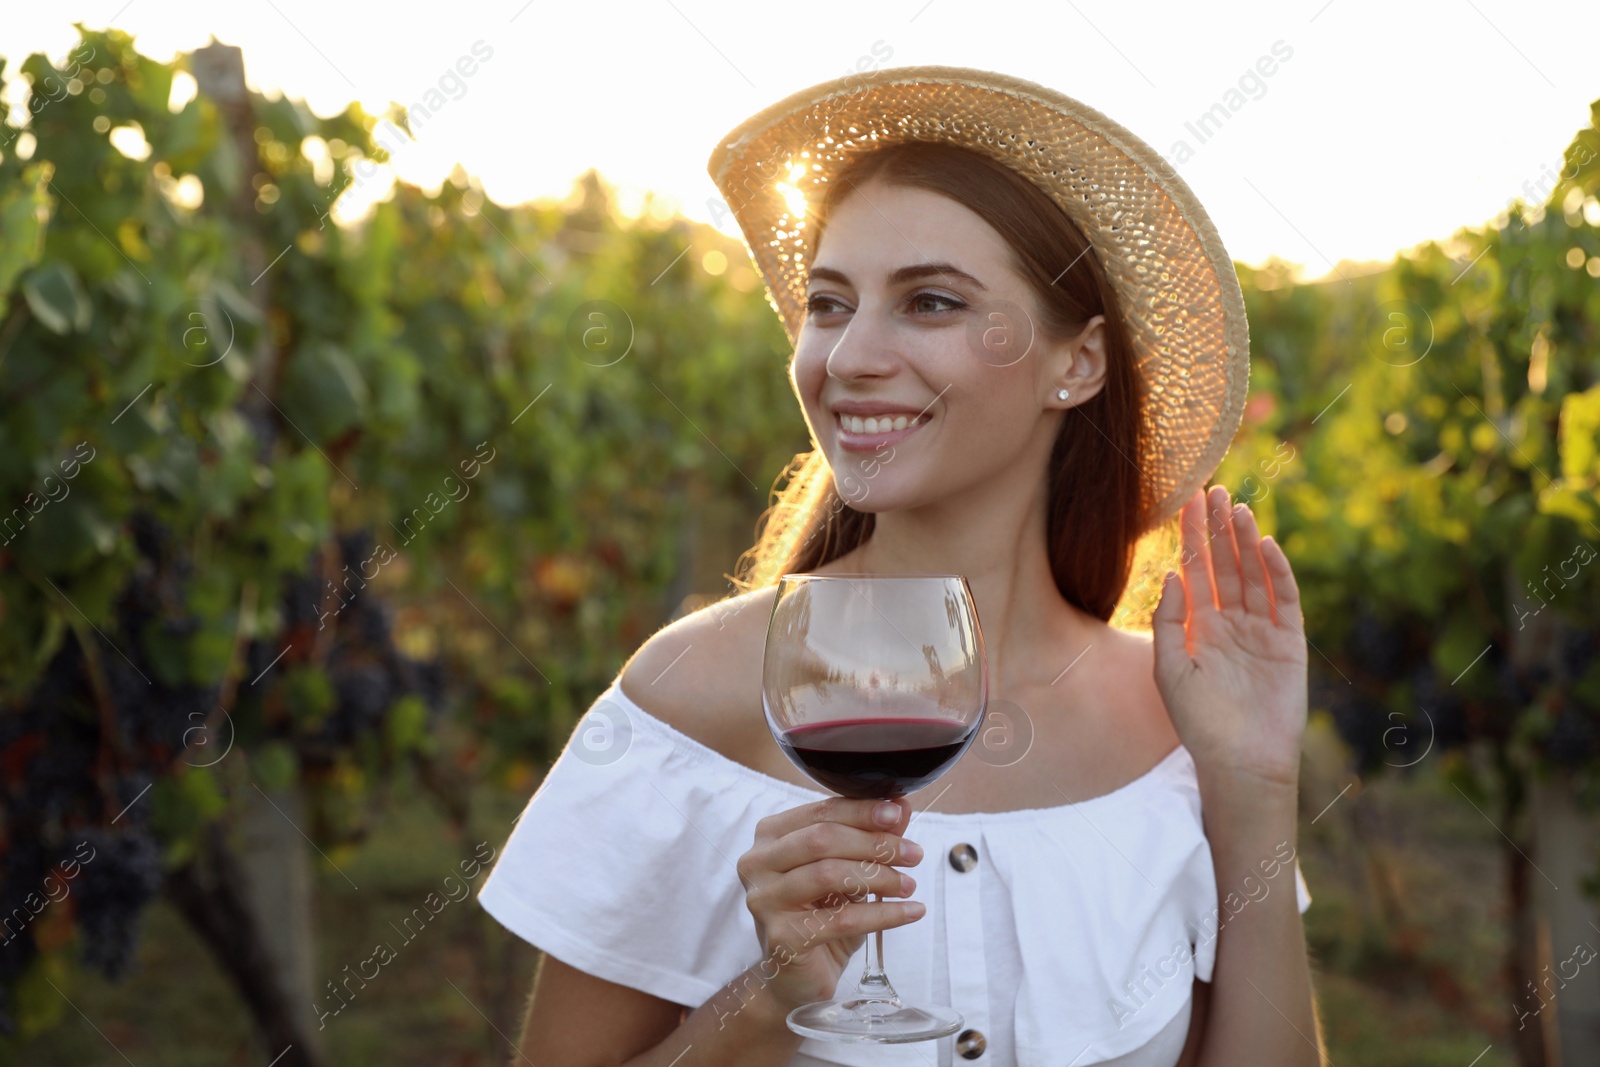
{"left": 829, "top": 467, "right": 917, "bottom": 511}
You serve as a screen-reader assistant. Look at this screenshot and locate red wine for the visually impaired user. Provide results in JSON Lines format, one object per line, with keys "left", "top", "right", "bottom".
{"left": 777, "top": 716, "right": 978, "bottom": 799}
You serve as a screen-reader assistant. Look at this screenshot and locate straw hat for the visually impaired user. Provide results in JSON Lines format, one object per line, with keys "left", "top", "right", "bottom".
{"left": 706, "top": 65, "right": 1250, "bottom": 535}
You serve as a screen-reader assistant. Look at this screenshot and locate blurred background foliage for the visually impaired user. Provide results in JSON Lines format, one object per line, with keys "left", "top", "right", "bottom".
{"left": 1, "top": 24, "right": 1598, "bottom": 1067}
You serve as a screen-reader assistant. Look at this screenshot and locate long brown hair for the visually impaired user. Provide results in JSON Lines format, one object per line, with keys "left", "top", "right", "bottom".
{"left": 727, "top": 139, "right": 1174, "bottom": 626}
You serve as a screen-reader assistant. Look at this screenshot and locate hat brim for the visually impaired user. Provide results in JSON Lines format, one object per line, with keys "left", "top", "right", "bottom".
{"left": 707, "top": 65, "right": 1250, "bottom": 534}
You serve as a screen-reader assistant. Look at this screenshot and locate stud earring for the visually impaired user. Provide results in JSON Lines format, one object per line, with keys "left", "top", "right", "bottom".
{"left": 1056, "top": 387, "right": 1070, "bottom": 401}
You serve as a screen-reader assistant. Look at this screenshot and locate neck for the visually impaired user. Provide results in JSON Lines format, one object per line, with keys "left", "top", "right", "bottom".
{"left": 840, "top": 462, "right": 1102, "bottom": 694}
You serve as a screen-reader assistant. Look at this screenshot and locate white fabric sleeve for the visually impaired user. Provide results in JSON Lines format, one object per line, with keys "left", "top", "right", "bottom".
{"left": 475, "top": 680, "right": 791, "bottom": 1009}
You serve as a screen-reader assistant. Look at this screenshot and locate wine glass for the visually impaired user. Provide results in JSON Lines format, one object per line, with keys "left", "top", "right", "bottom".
{"left": 762, "top": 573, "right": 988, "bottom": 1044}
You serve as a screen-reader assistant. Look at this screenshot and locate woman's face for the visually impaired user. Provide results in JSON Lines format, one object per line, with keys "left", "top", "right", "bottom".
{"left": 791, "top": 177, "right": 1106, "bottom": 513}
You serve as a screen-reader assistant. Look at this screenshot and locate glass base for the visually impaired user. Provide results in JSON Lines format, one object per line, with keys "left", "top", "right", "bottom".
{"left": 787, "top": 995, "right": 963, "bottom": 1044}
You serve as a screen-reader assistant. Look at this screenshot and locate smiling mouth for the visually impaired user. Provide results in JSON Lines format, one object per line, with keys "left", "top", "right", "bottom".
{"left": 837, "top": 412, "right": 928, "bottom": 434}
{"left": 834, "top": 411, "right": 931, "bottom": 452}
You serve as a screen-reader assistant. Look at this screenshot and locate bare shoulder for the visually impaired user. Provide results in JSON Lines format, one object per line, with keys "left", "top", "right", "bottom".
{"left": 1103, "top": 621, "right": 1161, "bottom": 675}
{"left": 1096, "top": 622, "right": 1180, "bottom": 746}
{"left": 617, "top": 585, "right": 778, "bottom": 762}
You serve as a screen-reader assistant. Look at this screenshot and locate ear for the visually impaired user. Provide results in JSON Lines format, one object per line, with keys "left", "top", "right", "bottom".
{"left": 1051, "top": 314, "right": 1109, "bottom": 406}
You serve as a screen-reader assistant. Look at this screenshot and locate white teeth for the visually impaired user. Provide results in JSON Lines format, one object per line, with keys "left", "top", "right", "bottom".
{"left": 841, "top": 413, "right": 925, "bottom": 434}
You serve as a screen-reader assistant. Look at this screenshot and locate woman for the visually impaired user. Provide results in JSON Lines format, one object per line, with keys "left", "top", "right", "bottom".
{"left": 477, "top": 67, "right": 1323, "bottom": 1066}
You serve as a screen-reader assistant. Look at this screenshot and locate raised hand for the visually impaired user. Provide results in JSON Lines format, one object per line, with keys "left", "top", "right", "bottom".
{"left": 1150, "top": 485, "right": 1309, "bottom": 796}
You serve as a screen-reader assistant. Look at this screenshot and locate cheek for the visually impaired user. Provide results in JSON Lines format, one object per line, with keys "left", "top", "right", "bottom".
{"left": 940, "top": 376, "right": 1035, "bottom": 452}
{"left": 791, "top": 341, "right": 824, "bottom": 389}
{"left": 790, "top": 347, "right": 828, "bottom": 419}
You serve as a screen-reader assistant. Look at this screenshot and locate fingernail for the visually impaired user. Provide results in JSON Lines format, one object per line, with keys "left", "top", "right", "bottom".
{"left": 874, "top": 802, "right": 899, "bottom": 826}
{"left": 901, "top": 840, "right": 924, "bottom": 863}
{"left": 905, "top": 900, "right": 926, "bottom": 917}
{"left": 899, "top": 873, "right": 916, "bottom": 894}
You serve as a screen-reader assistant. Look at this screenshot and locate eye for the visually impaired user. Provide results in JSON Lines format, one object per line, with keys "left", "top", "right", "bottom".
{"left": 804, "top": 290, "right": 967, "bottom": 317}
{"left": 908, "top": 290, "right": 967, "bottom": 315}
{"left": 805, "top": 293, "right": 851, "bottom": 316}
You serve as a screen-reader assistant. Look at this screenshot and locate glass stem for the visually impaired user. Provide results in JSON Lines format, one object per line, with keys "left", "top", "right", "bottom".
{"left": 857, "top": 892, "right": 900, "bottom": 1002}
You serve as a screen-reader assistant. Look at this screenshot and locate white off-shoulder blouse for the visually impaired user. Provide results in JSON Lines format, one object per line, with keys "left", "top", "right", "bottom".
{"left": 477, "top": 676, "right": 1312, "bottom": 1067}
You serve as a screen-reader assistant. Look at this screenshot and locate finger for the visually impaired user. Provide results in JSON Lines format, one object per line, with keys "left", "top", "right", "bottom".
{"left": 1260, "top": 534, "right": 1303, "bottom": 628}
{"left": 755, "top": 794, "right": 907, "bottom": 846}
{"left": 880, "top": 794, "right": 913, "bottom": 834}
{"left": 756, "top": 858, "right": 915, "bottom": 918}
{"left": 1206, "top": 485, "right": 1244, "bottom": 613}
{"left": 763, "top": 820, "right": 924, "bottom": 876}
{"left": 1151, "top": 568, "right": 1188, "bottom": 668}
{"left": 809, "top": 855, "right": 917, "bottom": 902}
{"left": 784, "top": 898, "right": 927, "bottom": 949}
{"left": 1230, "top": 503, "right": 1274, "bottom": 616}
{"left": 1179, "top": 488, "right": 1217, "bottom": 617}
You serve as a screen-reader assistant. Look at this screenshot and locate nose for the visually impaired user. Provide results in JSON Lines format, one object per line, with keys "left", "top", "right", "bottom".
{"left": 824, "top": 300, "right": 898, "bottom": 381}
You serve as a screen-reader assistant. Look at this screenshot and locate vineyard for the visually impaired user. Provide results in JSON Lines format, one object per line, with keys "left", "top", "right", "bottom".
{"left": 1, "top": 25, "right": 1598, "bottom": 1067}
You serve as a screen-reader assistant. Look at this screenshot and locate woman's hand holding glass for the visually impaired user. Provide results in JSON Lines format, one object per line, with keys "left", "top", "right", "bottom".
{"left": 736, "top": 794, "right": 925, "bottom": 1014}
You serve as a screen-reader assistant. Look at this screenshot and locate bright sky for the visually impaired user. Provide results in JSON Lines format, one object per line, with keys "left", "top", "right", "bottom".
{"left": 4, "top": 0, "right": 1597, "bottom": 281}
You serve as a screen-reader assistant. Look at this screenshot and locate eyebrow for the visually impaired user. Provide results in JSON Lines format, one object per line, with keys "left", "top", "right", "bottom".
{"left": 805, "top": 262, "right": 989, "bottom": 292}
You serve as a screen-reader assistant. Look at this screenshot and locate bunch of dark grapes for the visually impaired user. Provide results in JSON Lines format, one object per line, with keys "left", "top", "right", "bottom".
{"left": 1, "top": 643, "right": 100, "bottom": 825}
{"left": 1556, "top": 625, "right": 1595, "bottom": 684}
{"left": 278, "top": 563, "right": 326, "bottom": 634}
{"left": 0, "top": 504, "right": 219, "bottom": 1024}
{"left": 1343, "top": 601, "right": 1409, "bottom": 682}
{"left": 1310, "top": 667, "right": 1392, "bottom": 773}
{"left": 1542, "top": 621, "right": 1600, "bottom": 769}
{"left": 1544, "top": 696, "right": 1598, "bottom": 769}
{"left": 61, "top": 826, "right": 165, "bottom": 980}
{"left": 1316, "top": 603, "right": 1450, "bottom": 774}
{"left": 248, "top": 526, "right": 446, "bottom": 766}
{"left": 0, "top": 639, "right": 125, "bottom": 1033}
{"left": 1495, "top": 656, "right": 1532, "bottom": 707}
{"left": 110, "top": 510, "right": 225, "bottom": 760}
{"left": 1482, "top": 642, "right": 1534, "bottom": 721}
{"left": 1404, "top": 661, "right": 1469, "bottom": 754}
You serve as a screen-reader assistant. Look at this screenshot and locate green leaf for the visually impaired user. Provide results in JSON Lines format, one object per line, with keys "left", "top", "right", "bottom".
{"left": 10, "top": 954, "right": 70, "bottom": 1039}
{"left": 206, "top": 114, "right": 245, "bottom": 198}
{"left": 0, "top": 165, "right": 46, "bottom": 299}
{"left": 151, "top": 765, "right": 227, "bottom": 845}
{"left": 129, "top": 51, "right": 173, "bottom": 117}
{"left": 188, "top": 624, "right": 235, "bottom": 685}
{"left": 1537, "top": 482, "right": 1599, "bottom": 526}
{"left": 126, "top": 436, "right": 199, "bottom": 498}
{"left": 20, "top": 262, "right": 92, "bottom": 334}
{"left": 1558, "top": 383, "right": 1600, "bottom": 481}
{"left": 140, "top": 619, "right": 190, "bottom": 687}
{"left": 251, "top": 741, "right": 299, "bottom": 792}
{"left": 14, "top": 494, "right": 117, "bottom": 572}
{"left": 386, "top": 693, "right": 431, "bottom": 754}
{"left": 282, "top": 664, "right": 336, "bottom": 728}
{"left": 1433, "top": 613, "right": 1490, "bottom": 691}
{"left": 279, "top": 341, "right": 369, "bottom": 442}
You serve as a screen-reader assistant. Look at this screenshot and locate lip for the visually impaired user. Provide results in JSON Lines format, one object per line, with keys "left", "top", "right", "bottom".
{"left": 830, "top": 399, "right": 930, "bottom": 418}
{"left": 834, "top": 411, "right": 930, "bottom": 453}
